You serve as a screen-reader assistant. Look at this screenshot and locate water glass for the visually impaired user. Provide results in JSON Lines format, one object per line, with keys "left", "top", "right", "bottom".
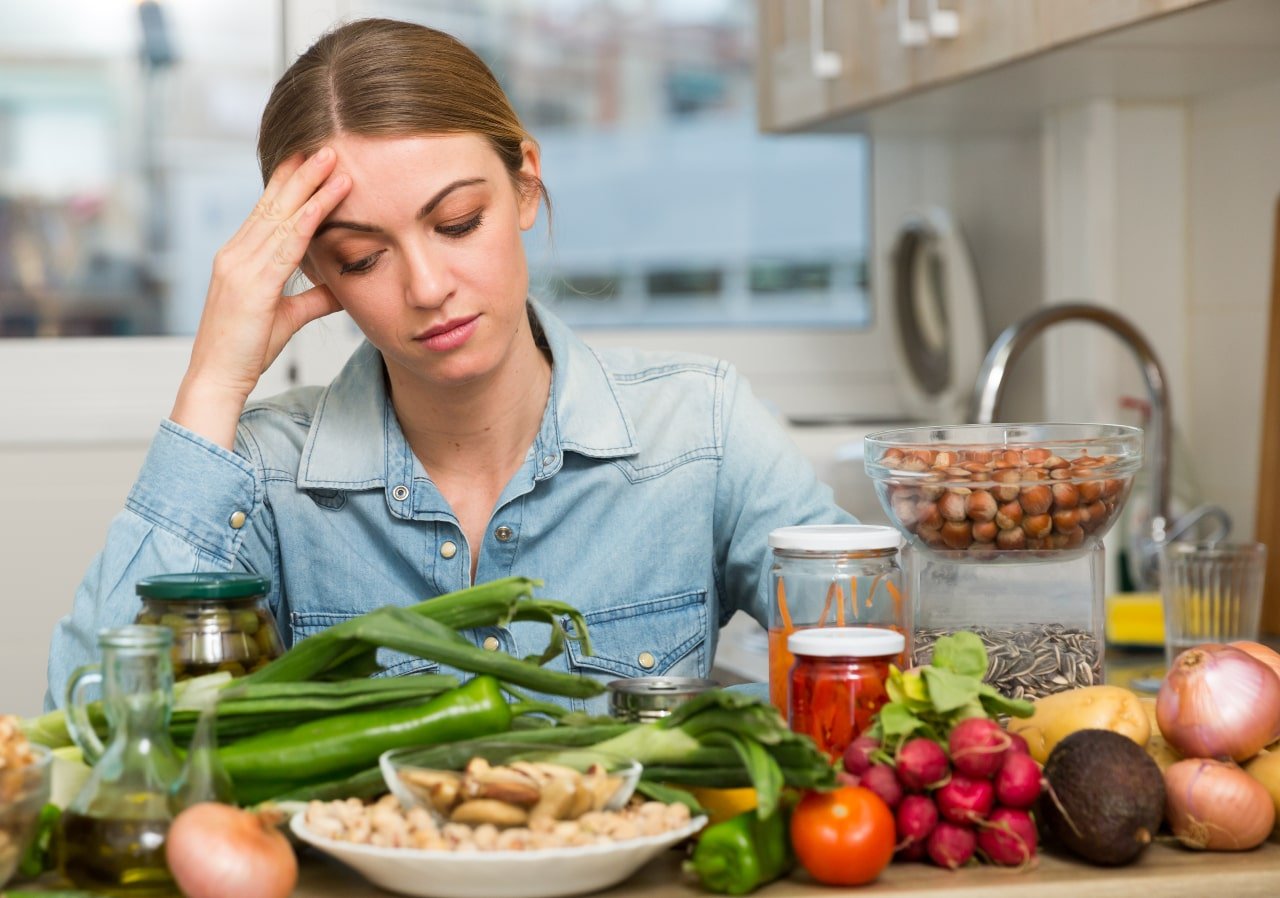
{"left": 1160, "top": 541, "right": 1267, "bottom": 666}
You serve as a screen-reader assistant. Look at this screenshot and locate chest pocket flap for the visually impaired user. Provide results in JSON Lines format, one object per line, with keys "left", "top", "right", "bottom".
{"left": 290, "top": 610, "right": 451, "bottom": 678}
{"left": 565, "top": 589, "right": 708, "bottom": 680}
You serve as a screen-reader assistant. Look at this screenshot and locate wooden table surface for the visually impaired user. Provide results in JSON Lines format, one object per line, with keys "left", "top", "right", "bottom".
{"left": 290, "top": 839, "right": 1280, "bottom": 898}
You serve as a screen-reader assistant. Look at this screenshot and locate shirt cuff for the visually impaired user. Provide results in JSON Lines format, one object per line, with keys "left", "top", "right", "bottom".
{"left": 125, "top": 419, "right": 261, "bottom": 564}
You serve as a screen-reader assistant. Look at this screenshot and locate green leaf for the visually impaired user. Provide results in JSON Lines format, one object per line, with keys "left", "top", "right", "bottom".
{"left": 921, "top": 666, "right": 982, "bottom": 714}
{"left": 877, "top": 702, "right": 924, "bottom": 740}
{"left": 976, "top": 683, "right": 1036, "bottom": 718}
{"left": 930, "top": 631, "right": 988, "bottom": 678}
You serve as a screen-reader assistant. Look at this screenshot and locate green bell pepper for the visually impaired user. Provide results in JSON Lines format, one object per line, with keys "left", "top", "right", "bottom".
{"left": 687, "top": 803, "right": 794, "bottom": 895}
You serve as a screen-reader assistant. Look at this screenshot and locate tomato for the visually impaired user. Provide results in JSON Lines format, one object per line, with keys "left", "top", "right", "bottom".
{"left": 790, "top": 786, "right": 895, "bottom": 886}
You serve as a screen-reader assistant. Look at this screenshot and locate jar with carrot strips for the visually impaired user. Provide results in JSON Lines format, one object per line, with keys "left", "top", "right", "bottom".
{"left": 787, "top": 627, "right": 903, "bottom": 760}
{"left": 766, "top": 525, "right": 906, "bottom": 716}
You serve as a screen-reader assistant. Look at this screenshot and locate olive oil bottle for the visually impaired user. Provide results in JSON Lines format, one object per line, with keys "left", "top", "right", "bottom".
{"left": 60, "top": 625, "right": 182, "bottom": 895}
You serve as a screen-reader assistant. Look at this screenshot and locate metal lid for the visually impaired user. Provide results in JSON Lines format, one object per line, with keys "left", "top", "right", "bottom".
{"left": 136, "top": 572, "right": 270, "bottom": 601}
{"left": 607, "top": 677, "right": 718, "bottom": 719}
{"left": 768, "top": 524, "right": 901, "bottom": 552}
{"left": 787, "top": 627, "right": 904, "bottom": 658}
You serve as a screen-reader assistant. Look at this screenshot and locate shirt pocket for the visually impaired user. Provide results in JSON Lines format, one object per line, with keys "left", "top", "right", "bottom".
{"left": 289, "top": 611, "right": 441, "bottom": 678}
{"left": 564, "top": 589, "right": 708, "bottom": 681}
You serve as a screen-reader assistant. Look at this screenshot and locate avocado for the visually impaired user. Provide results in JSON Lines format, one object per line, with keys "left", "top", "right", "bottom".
{"left": 1040, "top": 728, "right": 1165, "bottom": 866}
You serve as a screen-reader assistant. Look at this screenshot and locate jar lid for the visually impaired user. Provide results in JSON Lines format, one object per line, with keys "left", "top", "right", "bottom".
{"left": 606, "top": 677, "right": 718, "bottom": 719}
{"left": 787, "top": 627, "right": 905, "bottom": 658}
{"left": 768, "top": 524, "right": 902, "bottom": 552}
{"left": 136, "top": 572, "right": 270, "bottom": 600}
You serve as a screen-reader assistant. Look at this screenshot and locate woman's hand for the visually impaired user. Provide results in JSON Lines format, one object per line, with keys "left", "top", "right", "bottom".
{"left": 171, "top": 147, "right": 351, "bottom": 448}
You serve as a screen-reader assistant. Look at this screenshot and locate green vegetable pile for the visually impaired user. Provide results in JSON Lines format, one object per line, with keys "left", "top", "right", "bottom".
{"left": 868, "top": 631, "right": 1035, "bottom": 755}
{"left": 25, "top": 577, "right": 835, "bottom": 815}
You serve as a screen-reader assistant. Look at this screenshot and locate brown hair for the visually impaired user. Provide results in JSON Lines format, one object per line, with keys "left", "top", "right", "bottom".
{"left": 257, "top": 18, "right": 547, "bottom": 208}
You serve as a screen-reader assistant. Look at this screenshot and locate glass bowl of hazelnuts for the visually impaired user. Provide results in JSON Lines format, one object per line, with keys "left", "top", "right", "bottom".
{"left": 863, "top": 423, "right": 1143, "bottom": 560}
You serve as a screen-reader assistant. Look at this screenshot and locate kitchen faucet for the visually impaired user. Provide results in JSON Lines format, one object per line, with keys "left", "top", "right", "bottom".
{"left": 967, "top": 302, "right": 1173, "bottom": 587}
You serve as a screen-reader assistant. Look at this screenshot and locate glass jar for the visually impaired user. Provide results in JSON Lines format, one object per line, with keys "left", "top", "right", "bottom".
{"left": 606, "top": 677, "right": 719, "bottom": 722}
{"left": 61, "top": 625, "right": 182, "bottom": 895}
{"left": 767, "top": 525, "right": 906, "bottom": 714}
{"left": 787, "top": 627, "right": 903, "bottom": 760}
{"left": 134, "top": 573, "right": 282, "bottom": 680}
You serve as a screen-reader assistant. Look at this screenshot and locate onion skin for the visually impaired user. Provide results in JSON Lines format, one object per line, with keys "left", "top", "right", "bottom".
{"left": 166, "top": 802, "right": 297, "bottom": 898}
{"left": 1165, "top": 758, "right": 1275, "bottom": 851}
{"left": 1157, "top": 645, "right": 1280, "bottom": 762}
{"left": 1229, "top": 641, "right": 1280, "bottom": 741}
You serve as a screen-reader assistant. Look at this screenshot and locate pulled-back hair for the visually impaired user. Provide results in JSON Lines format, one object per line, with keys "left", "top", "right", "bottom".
{"left": 258, "top": 18, "right": 545, "bottom": 206}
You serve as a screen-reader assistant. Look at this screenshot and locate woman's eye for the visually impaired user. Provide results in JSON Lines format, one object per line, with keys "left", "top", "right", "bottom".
{"left": 339, "top": 251, "right": 382, "bottom": 275}
{"left": 438, "top": 212, "right": 483, "bottom": 238}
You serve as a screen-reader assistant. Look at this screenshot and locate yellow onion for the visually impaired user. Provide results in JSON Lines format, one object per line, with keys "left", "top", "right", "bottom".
{"left": 1230, "top": 641, "right": 1280, "bottom": 741}
{"left": 1165, "top": 758, "right": 1275, "bottom": 850}
{"left": 166, "top": 802, "right": 297, "bottom": 898}
{"left": 1157, "top": 644, "right": 1280, "bottom": 762}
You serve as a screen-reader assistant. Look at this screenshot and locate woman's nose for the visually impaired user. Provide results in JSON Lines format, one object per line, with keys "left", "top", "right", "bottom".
{"left": 402, "top": 239, "right": 455, "bottom": 309}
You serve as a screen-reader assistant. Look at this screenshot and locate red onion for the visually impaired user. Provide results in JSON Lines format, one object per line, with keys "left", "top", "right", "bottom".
{"left": 1157, "top": 644, "right": 1280, "bottom": 761}
{"left": 1164, "top": 758, "right": 1275, "bottom": 850}
{"left": 166, "top": 802, "right": 297, "bottom": 898}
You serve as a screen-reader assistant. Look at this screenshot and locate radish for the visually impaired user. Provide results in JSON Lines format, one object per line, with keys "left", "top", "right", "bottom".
{"left": 896, "top": 738, "right": 949, "bottom": 791}
{"left": 842, "top": 735, "right": 880, "bottom": 776}
{"left": 1006, "top": 731, "right": 1030, "bottom": 756}
{"left": 993, "top": 752, "right": 1043, "bottom": 810}
{"left": 948, "top": 717, "right": 1010, "bottom": 779}
{"left": 861, "top": 763, "right": 903, "bottom": 809}
{"left": 895, "top": 794, "right": 938, "bottom": 849}
{"left": 935, "top": 773, "right": 994, "bottom": 824}
{"left": 977, "top": 807, "right": 1038, "bottom": 866}
{"left": 896, "top": 840, "right": 927, "bottom": 863}
{"left": 926, "top": 821, "right": 976, "bottom": 870}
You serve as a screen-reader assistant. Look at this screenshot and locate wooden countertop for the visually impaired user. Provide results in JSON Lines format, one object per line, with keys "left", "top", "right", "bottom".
{"left": 291, "top": 840, "right": 1280, "bottom": 898}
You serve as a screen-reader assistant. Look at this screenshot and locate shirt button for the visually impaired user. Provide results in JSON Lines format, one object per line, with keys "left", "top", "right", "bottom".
{"left": 439, "top": 541, "right": 458, "bottom": 560}
{"left": 637, "top": 651, "right": 656, "bottom": 670}
{"left": 495, "top": 525, "right": 514, "bottom": 542}
{"left": 228, "top": 511, "right": 247, "bottom": 530}
{"left": 541, "top": 455, "right": 555, "bottom": 467}
{"left": 391, "top": 485, "right": 410, "bottom": 501}
{"left": 482, "top": 636, "right": 500, "bottom": 651}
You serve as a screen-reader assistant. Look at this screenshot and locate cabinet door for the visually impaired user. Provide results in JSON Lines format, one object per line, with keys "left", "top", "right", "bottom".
{"left": 757, "top": 0, "right": 832, "bottom": 132}
{"left": 825, "top": 0, "right": 914, "bottom": 114}
{"left": 1028, "top": 0, "right": 1214, "bottom": 49}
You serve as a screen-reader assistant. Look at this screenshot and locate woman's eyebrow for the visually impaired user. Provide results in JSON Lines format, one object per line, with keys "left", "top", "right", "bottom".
{"left": 315, "top": 177, "right": 487, "bottom": 237}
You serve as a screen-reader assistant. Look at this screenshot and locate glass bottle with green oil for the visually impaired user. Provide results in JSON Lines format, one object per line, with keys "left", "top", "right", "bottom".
{"left": 59, "top": 625, "right": 183, "bottom": 895}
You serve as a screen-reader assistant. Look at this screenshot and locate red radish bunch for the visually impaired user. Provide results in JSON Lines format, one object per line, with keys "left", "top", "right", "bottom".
{"left": 843, "top": 719, "right": 1043, "bottom": 870}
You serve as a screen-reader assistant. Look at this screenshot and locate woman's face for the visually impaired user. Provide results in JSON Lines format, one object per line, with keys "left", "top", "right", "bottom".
{"left": 304, "top": 132, "right": 541, "bottom": 390}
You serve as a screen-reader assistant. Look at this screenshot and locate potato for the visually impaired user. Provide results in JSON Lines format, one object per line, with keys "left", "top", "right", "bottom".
{"left": 1244, "top": 749, "right": 1280, "bottom": 838}
{"left": 1138, "top": 696, "right": 1182, "bottom": 772}
{"left": 1008, "top": 685, "right": 1150, "bottom": 764}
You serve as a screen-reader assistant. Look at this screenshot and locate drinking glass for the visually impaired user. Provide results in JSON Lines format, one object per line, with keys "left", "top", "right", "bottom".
{"left": 1160, "top": 541, "right": 1267, "bottom": 667}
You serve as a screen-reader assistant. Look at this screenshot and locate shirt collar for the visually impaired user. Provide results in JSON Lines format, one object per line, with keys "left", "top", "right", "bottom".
{"left": 296, "top": 300, "right": 637, "bottom": 490}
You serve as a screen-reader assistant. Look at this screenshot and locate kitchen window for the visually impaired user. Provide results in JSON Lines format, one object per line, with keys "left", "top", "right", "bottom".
{"left": 0, "top": 0, "right": 891, "bottom": 446}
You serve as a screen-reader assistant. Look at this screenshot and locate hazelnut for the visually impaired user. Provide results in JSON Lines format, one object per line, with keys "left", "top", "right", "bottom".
{"left": 1023, "top": 447, "right": 1051, "bottom": 465}
{"left": 941, "top": 521, "right": 974, "bottom": 549}
{"left": 992, "top": 469, "right": 1021, "bottom": 503}
{"left": 972, "top": 520, "right": 998, "bottom": 543}
{"left": 892, "top": 496, "right": 919, "bottom": 528}
{"left": 999, "top": 449, "right": 1024, "bottom": 467}
{"left": 910, "top": 449, "right": 936, "bottom": 466}
{"left": 1052, "top": 508, "right": 1080, "bottom": 533}
{"left": 901, "top": 456, "right": 929, "bottom": 473}
{"left": 965, "top": 490, "right": 998, "bottom": 523}
{"left": 1049, "top": 468, "right": 1073, "bottom": 481}
{"left": 1019, "top": 484, "right": 1053, "bottom": 516}
{"left": 995, "top": 500, "right": 1024, "bottom": 530}
{"left": 938, "top": 491, "right": 970, "bottom": 523}
{"left": 996, "top": 527, "right": 1026, "bottom": 550}
{"left": 1051, "top": 482, "right": 1080, "bottom": 509}
{"left": 1043, "top": 454, "right": 1069, "bottom": 470}
{"left": 962, "top": 449, "right": 994, "bottom": 465}
{"left": 916, "top": 525, "right": 945, "bottom": 548}
{"left": 915, "top": 501, "right": 942, "bottom": 531}
{"left": 1023, "top": 514, "right": 1053, "bottom": 539}
{"left": 1077, "top": 478, "right": 1103, "bottom": 503}
{"left": 1103, "top": 478, "right": 1125, "bottom": 499}
{"left": 882, "top": 447, "right": 905, "bottom": 462}
{"left": 932, "top": 450, "right": 957, "bottom": 468}
{"left": 1064, "top": 526, "right": 1085, "bottom": 548}
{"left": 1082, "top": 500, "right": 1107, "bottom": 531}
{"left": 944, "top": 466, "right": 974, "bottom": 480}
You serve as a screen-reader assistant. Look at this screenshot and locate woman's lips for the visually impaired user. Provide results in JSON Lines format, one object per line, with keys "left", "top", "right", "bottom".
{"left": 416, "top": 315, "right": 479, "bottom": 351}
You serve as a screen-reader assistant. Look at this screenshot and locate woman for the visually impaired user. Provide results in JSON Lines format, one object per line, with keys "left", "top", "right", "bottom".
{"left": 46, "top": 18, "right": 854, "bottom": 712}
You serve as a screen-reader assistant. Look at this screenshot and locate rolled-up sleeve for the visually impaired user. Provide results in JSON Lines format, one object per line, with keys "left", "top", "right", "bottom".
{"left": 45, "top": 419, "right": 276, "bottom": 709}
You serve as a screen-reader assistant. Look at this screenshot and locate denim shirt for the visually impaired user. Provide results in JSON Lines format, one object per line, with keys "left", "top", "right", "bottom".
{"left": 45, "top": 301, "right": 855, "bottom": 712}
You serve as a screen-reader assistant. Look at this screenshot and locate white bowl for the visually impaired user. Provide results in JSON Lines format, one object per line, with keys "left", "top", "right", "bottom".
{"left": 290, "top": 810, "right": 706, "bottom": 898}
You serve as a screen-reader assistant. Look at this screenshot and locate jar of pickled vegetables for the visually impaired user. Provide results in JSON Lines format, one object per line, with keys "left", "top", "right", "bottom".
{"left": 767, "top": 525, "right": 906, "bottom": 714}
{"left": 134, "top": 573, "right": 282, "bottom": 680}
{"left": 787, "top": 627, "right": 903, "bottom": 760}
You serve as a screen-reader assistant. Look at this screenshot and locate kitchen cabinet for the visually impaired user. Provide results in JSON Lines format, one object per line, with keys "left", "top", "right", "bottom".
{"left": 757, "top": 0, "right": 1219, "bottom": 133}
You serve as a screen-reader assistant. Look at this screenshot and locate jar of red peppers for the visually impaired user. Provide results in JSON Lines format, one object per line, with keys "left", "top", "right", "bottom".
{"left": 787, "top": 627, "right": 904, "bottom": 760}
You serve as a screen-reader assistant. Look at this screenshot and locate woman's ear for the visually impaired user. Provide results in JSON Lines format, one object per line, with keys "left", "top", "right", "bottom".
{"left": 516, "top": 140, "right": 543, "bottom": 231}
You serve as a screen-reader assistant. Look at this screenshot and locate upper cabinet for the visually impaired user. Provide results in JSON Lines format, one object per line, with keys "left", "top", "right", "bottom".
{"left": 757, "top": 0, "right": 1247, "bottom": 133}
